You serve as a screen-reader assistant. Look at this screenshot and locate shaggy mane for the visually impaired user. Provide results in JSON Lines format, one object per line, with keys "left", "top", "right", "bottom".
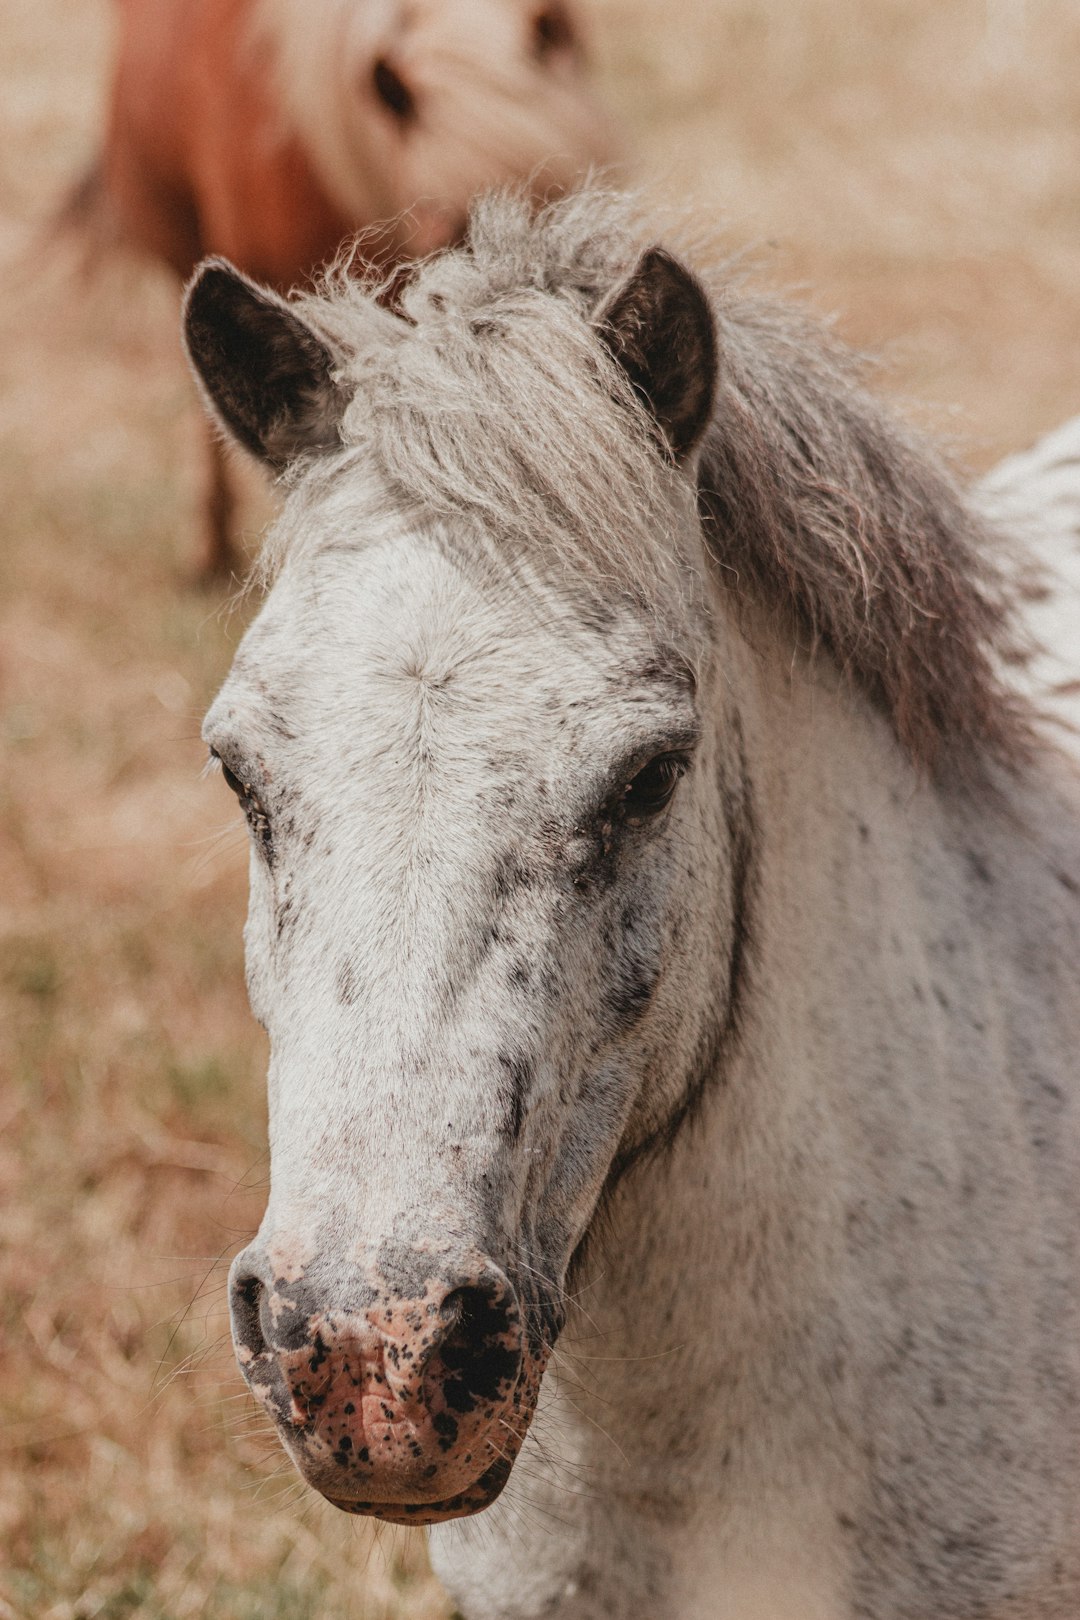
{"left": 276, "top": 188, "right": 1030, "bottom": 776}
{"left": 697, "top": 284, "right": 1029, "bottom": 774}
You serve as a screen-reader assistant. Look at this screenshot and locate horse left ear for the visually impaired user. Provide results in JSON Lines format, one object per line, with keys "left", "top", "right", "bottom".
{"left": 183, "top": 259, "right": 347, "bottom": 470}
{"left": 595, "top": 247, "right": 717, "bottom": 464}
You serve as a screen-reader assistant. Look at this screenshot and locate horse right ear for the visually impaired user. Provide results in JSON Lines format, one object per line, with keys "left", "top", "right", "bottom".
{"left": 595, "top": 246, "right": 717, "bottom": 464}
{"left": 183, "top": 259, "right": 347, "bottom": 470}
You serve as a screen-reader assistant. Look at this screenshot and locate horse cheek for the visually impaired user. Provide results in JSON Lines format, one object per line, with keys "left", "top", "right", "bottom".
{"left": 242, "top": 852, "right": 278, "bottom": 1032}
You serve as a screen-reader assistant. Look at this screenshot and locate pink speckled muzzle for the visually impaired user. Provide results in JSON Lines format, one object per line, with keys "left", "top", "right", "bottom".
{"left": 228, "top": 1242, "right": 551, "bottom": 1523}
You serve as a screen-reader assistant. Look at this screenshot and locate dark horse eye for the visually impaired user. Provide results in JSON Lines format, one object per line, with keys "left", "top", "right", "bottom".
{"left": 217, "top": 757, "right": 274, "bottom": 863}
{"left": 372, "top": 57, "right": 417, "bottom": 121}
{"left": 621, "top": 754, "right": 686, "bottom": 821}
{"left": 220, "top": 760, "right": 244, "bottom": 798}
{"left": 531, "top": 4, "right": 575, "bottom": 57}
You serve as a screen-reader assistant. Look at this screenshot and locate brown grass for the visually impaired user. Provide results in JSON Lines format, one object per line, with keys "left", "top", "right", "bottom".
{"left": 2, "top": 0, "right": 1079, "bottom": 1614}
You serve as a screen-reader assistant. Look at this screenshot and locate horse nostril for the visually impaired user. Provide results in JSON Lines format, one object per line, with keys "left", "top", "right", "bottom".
{"left": 439, "top": 1286, "right": 472, "bottom": 1339}
{"left": 435, "top": 1284, "right": 522, "bottom": 1411}
{"left": 230, "top": 1270, "right": 268, "bottom": 1360}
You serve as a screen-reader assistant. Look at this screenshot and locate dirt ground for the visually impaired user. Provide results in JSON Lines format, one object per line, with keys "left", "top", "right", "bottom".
{"left": 2, "top": 1, "right": 1079, "bottom": 1616}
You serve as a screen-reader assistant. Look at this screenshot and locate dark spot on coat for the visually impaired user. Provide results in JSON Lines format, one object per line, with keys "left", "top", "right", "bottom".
{"left": 336, "top": 959, "right": 361, "bottom": 1006}
{"left": 493, "top": 853, "right": 536, "bottom": 902}
{"left": 276, "top": 892, "right": 299, "bottom": 942}
{"left": 602, "top": 943, "right": 659, "bottom": 1031}
{"left": 966, "top": 849, "right": 993, "bottom": 885}
{"left": 498, "top": 1053, "right": 532, "bottom": 1141}
{"left": 433, "top": 1411, "right": 459, "bottom": 1450}
{"left": 507, "top": 958, "right": 532, "bottom": 989}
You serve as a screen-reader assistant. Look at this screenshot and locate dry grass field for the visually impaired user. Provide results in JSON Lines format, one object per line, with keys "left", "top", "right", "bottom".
{"left": 2, "top": 1, "right": 1079, "bottom": 1615}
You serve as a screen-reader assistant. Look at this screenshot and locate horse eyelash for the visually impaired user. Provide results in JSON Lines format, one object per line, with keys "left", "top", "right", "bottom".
{"left": 615, "top": 752, "right": 690, "bottom": 822}
{"left": 206, "top": 749, "right": 275, "bottom": 863}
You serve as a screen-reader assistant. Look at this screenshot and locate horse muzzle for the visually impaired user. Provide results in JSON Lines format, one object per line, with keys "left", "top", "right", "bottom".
{"left": 228, "top": 1240, "right": 546, "bottom": 1522}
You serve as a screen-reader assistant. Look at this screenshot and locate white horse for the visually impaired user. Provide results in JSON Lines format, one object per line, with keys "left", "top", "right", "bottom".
{"left": 184, "top": 190, "right": 1080, "bottom": 1620}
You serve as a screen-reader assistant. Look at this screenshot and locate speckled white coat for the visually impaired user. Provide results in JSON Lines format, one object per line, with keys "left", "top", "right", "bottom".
{"left": 188, "top": 198, "right": 1080, "bottom": 1620}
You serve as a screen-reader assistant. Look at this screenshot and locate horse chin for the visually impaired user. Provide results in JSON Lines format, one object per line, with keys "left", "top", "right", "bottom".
{"left": 322, "top": 1454, "right": 515, "bottom": 1526}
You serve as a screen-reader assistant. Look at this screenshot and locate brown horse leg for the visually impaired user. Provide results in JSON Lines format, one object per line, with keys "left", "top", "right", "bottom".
{"left": 198, "top": 424, "right": 238, "bottom": 582}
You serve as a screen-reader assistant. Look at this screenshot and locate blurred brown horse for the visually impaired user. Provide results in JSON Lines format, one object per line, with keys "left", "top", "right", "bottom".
{"left": 95, "top": 0, "right": 617, "bottom": 575}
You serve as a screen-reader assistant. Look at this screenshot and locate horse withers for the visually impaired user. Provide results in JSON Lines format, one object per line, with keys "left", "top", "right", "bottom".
{"left": 98, "top": 0, "right": 617, "bottom": 576}
{"left": 184, "top": 190, "right": 1080, "bottom": 1618}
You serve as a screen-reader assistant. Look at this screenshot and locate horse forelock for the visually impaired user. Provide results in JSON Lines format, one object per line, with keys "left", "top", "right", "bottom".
{"left": 264, "top": 187, "right": 1033, "bottom": 779}
{"left": 264, "top": 192, "right": 708, "bottom": 655}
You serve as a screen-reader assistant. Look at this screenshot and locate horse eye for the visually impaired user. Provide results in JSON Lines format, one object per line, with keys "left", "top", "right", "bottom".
{"left": 531, "top": 4, "right": 575, "bottom": 56}
{"left": 372, "top": 57, "right": 417, "bottom": 121}
{"left": 215, "top": 756, "right": 274, "bottom": 862}
{"left": 620, "top": 754, "right": 686, "bottom": 821}
{"left": 220, "top": 760, "right": 244, "bottom": 798}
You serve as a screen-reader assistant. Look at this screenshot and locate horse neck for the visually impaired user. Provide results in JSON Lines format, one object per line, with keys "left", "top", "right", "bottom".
{"left": 561, "top": 607, "right": 991, "bottom": 1474}
{"left": 525, "top": 609, "right": 1080, "bottom": 1614}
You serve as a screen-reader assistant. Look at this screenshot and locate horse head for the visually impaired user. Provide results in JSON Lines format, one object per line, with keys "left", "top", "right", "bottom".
{"left": 183, "top": 198, "right": 744, "bottom": 1523}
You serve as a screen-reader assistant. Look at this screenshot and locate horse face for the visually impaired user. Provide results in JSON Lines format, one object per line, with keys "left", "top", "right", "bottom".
{"left": 262, "top": 0, "right": 618, "bottom": 258}
{"left": 189, "top": 234, "right": 730, "bottom": 1521}
{"left": 204, "top": 523, "right": 739, "bottom": 1520}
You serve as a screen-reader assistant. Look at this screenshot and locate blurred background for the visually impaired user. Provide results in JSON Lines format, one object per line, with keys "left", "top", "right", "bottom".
{"left": 2, "top": 1, "right": 1079, "bottom": 1615}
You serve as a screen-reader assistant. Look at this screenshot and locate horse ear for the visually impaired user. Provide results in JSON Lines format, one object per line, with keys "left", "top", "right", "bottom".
{"left": 183, "top": 259, "right": 347, "bottom": 470}
{"left": 595, "top": 247, "right": 716, "bottom": 463}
